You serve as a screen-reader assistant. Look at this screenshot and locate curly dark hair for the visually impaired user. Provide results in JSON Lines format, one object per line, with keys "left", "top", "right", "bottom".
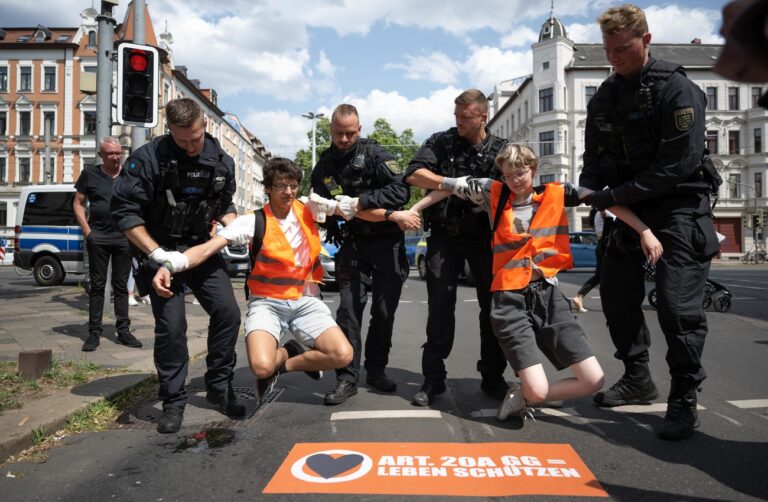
{"left": 263, "top": 157, "right": 303, "bottom": 188}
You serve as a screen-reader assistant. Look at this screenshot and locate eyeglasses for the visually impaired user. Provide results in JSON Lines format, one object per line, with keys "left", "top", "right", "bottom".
{"left": 272, "top": 183, "right": 299, "bottom": 192}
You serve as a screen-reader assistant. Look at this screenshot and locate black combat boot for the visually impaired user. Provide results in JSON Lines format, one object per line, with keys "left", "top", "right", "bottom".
{"left": 657, "top": 380, "right": 700, "bottom": 440}
{"left": 206, "top": 385, "right": 246, "bottom": 418}
{"left": 593, "top": 354, "right": 659, "bottom": 406}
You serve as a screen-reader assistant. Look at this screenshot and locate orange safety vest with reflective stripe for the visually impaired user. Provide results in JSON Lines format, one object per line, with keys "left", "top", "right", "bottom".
{"left": 489, "top": 181, "right": 572, "bottom": 291}
{"left": 246, "top": 200, "right": 323, "bottom": 300}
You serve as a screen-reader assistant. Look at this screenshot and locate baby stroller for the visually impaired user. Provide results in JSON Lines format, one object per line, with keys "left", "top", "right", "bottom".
{"left": 645, "top": 262, "right": 732, "bottom": 313}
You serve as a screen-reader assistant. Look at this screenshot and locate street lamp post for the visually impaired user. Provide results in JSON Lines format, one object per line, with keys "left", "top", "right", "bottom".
{"left": 302, "top": 112, "right": 325, "bottom": 168}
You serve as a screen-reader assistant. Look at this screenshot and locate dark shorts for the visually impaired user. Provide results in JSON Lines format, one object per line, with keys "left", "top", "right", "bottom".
{"left": 490, "top": 281, "right": 594, "bottom": 372}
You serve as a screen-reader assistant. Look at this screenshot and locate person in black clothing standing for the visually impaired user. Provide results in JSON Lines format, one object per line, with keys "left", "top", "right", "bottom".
{"left": 74, "top": 136, "right": 142, "bottom": 352}
{"left": 582, "top": 4, "right": 720, "bottom": 440}
{"left": 404, "top": 89, "right": 510, "bottom": 406}
{"left": 111, "top": 98, "right": 244, "bottom": 433}
{"left": 311, "top": 103, "right": 417, "bottom": 405}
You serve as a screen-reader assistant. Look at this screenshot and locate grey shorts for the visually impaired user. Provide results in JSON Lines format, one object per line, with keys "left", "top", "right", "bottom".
{"left": 244, "top": 295, "right": 337, "bottom": 348}
{"left": 490, "top": 281, "right": 594, "bottom": 372}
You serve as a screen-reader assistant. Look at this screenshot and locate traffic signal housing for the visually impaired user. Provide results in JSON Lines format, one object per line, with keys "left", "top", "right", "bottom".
{"left": 116, "top": 42, "right": 159, "bottom": 127}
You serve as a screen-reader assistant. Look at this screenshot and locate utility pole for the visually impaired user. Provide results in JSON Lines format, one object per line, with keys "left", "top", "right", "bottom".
{"left": 95, "top": 1, "right": 118, "bottom": 150}
{"left": 302, "top": 112, "right": 325, "bottom": 168}
{"left": 130, "top": 0, "right": 147, "bottom": 151}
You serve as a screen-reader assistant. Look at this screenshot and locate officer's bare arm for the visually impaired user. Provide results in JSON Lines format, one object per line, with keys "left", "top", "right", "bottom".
{"left": 404, "top": 167, "right": 445, "bottom": 190}
{"left": 182, "top": 235, "right": 230, "bottom": 269}
{"left": 124, "top": 225, "right": 162, "bottom": 255}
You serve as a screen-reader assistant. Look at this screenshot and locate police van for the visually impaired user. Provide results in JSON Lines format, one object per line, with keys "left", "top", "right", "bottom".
{"left": 13, "top": 185, "right": 85, "bottom": 286}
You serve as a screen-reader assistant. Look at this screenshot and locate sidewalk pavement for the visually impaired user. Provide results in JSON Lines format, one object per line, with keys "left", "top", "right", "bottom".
{"left": 0, "top": 282, "right": 227, "bottom": 461}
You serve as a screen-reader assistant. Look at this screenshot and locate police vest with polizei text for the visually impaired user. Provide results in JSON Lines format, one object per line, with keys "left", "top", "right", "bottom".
{"left": 489, "top": 181, "right": 572, "bottom": 291}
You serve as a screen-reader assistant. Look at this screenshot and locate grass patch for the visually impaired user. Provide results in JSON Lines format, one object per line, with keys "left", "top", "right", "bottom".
{"left": 3, "top": 376, "right": 159, "bottom": 465}
{"left": 0, "top": 360, "right": 119, "bottom": 413}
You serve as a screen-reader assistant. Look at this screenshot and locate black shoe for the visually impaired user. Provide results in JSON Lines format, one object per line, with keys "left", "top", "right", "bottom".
{"left": 283, "top": 339, "right": 323, "bottom": 380}
{"left": 256, "top": 372, "right": 278, "bottom": 399}
{"left": 157, "top": 406, "right": 184, "bottom": 434}
{"left": 657, "top": 385, "right": 699, "bottom": 440}
{"left": 480, "top": 376, "right": 509, "bottom": 401}
{"left": 324, "top": 380, "right": 358, "bottom": 405}
{"left": 412, "top": 381, "right": 446, "bottom": 407}
{"left": 82, "top": 333, "right": 100, "bottom": 352}
{"left": 593, "top": 375, "right": 659, "bottom": 407}
{"left": 206, "top": 387, "right": 246, "bottom": 418}
{"left": 116, "top": 330, "right": 143, "bottom": 348}
{"left": 366, "top": 372, "right": 397, "bottom": 392}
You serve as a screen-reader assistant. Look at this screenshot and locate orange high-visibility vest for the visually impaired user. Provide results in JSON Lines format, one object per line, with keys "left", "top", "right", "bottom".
{"left": 489, "top": 181, "right": 572, "bottom": 291}
{"left": 246, "top": 200, "right": 323, "bottom": 300}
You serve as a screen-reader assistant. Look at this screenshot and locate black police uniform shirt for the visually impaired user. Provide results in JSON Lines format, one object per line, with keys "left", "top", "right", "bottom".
{"left": 74, "top": 166, "right": 127, "bottom": 245}
{"left": 580, "top": 56, "right": 706, "bottom": 208}
{"left": 111, "top": 133, "right": 236, "bottom": 246}
{"left": 310, "top": 138, "right": 409, "bottom": 235}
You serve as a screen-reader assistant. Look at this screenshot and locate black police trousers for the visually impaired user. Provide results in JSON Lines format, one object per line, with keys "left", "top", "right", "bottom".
{"left": 600, "top": 194, "right": 714, "bottom": 385}
{"left": 141, "top": 253, "right": 241, "bottom": 409}
{"left": 334, "top": 232, "right": 409, "bottom": 383}
{"left": 422, "top": 228, "right": 507, "bottom": 384}
{"left": 86, "top": 234, "right": 132, "bottom": 336}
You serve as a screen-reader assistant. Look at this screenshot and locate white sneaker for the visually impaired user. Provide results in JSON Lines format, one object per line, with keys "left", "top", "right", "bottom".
{"left": 571, "top": 296, "right": 588, "bottom": 313}
{"left": 141, "top": 295, "right": 152, "bottom": 305}
{"left": 496, "top": 391, "right": 526, "bottom": 421}
{"left": 192, "top": 297, "right": 200, "bottom": 305}
{"left": 128, "top": 296, "right": 139, "bottom": 306}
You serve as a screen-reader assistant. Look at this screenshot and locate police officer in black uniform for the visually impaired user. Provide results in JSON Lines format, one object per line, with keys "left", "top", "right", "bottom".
{"left": 311, "top": 103, "right": 412, "bottom": 405}
{"left": 111, "top": 98, "right": 245, "bottom": 433}
{"left": 582, "top": 5, "right": 720, "bottom": 440}
{"left": 404, "top": 89, "right": 510, "bottom": 406}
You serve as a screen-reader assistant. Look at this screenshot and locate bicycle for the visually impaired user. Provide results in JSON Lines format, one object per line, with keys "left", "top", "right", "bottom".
{"left": 740, "top": 245, "right": 767, "bottom": 264}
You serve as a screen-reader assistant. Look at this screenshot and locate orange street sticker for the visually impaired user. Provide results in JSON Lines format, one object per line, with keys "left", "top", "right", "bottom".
{"left": 263, "top": 442, "right": 607, "bottom": 497}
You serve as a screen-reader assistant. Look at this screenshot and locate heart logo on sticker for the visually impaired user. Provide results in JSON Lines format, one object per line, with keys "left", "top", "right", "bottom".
{"left": 306, "top": 453, "right": 365, "bottom": 479}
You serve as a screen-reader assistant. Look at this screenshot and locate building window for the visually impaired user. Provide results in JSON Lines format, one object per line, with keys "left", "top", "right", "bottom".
{"left": 728, "top": 87, "right": 740, "bottom": 110}
{"left": 19, "top": 66, "right": 32, "bottom": 91}
{"left": 755, "top": 128, "right": 762, "bottom": 154}
{"left": 44, "top": 67, "right": 56, "bottom": 91}
{"left": 43, "top": 111, "right": 55, "bottom": 136}
{"left": 0, "top": 67, "right": 7, "bottom": 91}
{"left": 0, "top": 202, "right": 6, "bottom": 224}
{"left": 539, "top": 131, "right": 555, "bottom": 156}
{"left": 0, "top": 111, "right": 6, "bottom": 136}
{"left": 706, "top": 130, "right": 718, "bottom": 154}
{"left": 18, "top": 158, "right": 31, "bottom": 182}
{"left": 542, "top": 61, "right": 550, "bottom": 70}
{"left": 83, "top": 111, "right": 97, "bottom": 135}
{"left": 0, "top": 158, "right": 6, "bottom": 182}
{"left": 728, "top": 130, "right": 739, "bottom": 155}
{"left": 540, "top": 174, "right": 555, "bottom": 184}
{"left": 752, "top": 87, "right": 763, "bottom": 108}
{"left": 706, "top": 87, "right": 717, "bottom": 110}
{"left": 728, "top": 173, "right": 741, "bottom": 198}
{"left": 19, "top": 111, "right": 31, "bottom": 136}
{"left": 541, "top": 86, "right": 555, "bottom": 113}
{"left": 756, "top": 172, "right": 763, "bottom": 198}
{"left": 585, "top": 86, "right": 596, "bottom": 107}
{"left": 524, "top": 101, "right": 529, "bottom": 121}
{"left": 87, "top": 30, "right": 96, "bottom": 48}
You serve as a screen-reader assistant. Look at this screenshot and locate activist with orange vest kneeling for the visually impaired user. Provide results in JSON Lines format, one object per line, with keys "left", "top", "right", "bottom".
{"left": 152, "top": 158, "right": 353, "bottom": 402}
{"left": 410, "top": 143, "right": 664, "bottom": 422}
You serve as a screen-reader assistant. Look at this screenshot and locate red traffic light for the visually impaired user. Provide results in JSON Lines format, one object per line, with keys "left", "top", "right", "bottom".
{"left": 128, "top": 50, "right": 149, "bottom": 72}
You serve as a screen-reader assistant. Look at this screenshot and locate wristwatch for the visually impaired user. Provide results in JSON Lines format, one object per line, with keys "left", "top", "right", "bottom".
{"left": 384, "top": 209, "right": 394, "bottom": 221}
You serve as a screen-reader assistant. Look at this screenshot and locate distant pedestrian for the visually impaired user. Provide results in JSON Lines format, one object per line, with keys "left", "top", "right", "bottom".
{"left": 73, "top": 136, "right": 142, "bottom": 352}
{"left": 571, "top": 209, "right": 614, "bottom": 312}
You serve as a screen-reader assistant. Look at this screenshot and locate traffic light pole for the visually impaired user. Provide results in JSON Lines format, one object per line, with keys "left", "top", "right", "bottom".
{"left": 95, "top": 2, "right": 116, "bottom": 151}
{"left": 131, "top": 0, "right": 147, "bottom": 151}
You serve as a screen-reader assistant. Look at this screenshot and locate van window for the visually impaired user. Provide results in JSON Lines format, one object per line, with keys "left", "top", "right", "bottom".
{"left": 22, "top": 192, "right": 78, "bottom": 226}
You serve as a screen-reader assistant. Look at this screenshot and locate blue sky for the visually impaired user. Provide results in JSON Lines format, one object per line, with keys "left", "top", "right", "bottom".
{"left": 1, "top": 0, "right": 729, "bottom": 158}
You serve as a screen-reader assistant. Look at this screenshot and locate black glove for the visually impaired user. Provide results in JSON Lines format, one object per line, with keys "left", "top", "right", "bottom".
{"left": 587, "top": 189, "right": 615, "bottom": 211}
{"left": 325, "top": 220, "right": 344, "bottom": 247}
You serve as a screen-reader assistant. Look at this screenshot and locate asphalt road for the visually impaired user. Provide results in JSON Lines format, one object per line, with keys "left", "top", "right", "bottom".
{"left": 2, "top": 266, "right": 767, "bottom": 501}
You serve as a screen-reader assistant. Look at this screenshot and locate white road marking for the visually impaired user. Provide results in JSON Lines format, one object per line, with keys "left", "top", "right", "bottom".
{"left": 727, "top": 399, "right": 768, "bottom": 409}
{"left": 463, "top": 299, "right": 478, "bottom": 302}
{"left": 330, "top": 410, "right": 442, "bottom": 420}
{"left": 471, "top": 409, "right": 497, "bottom": 418}
{"left": 608, "top": 403, "right": 706, "bottom": 413}
{"left": 710, "top": 412, "right": 742, "bottom": 427}
{"left": 399, "top": 300, "right": 413, "bottom": 304}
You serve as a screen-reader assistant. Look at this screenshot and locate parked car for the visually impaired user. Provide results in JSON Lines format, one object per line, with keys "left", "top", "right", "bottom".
{"left": 414, "top": 231, "right": 474, "bottom": 285}
{"left": 320, "top": 243, "right": 337, "bottom": 289}
{"left": 404, "top": 235, "right": 421, "bottom": 267}
{"left": 220, "top": 242, "right": 251, "bottom": 277}
{"left": 569, "top": 231, "right": 598, "bottom": 268}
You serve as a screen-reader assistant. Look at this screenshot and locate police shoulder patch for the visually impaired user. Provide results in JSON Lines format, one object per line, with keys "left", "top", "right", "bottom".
{"left": 384, "top": 159, "right": 402, "bottom": 174}
{"left": 673, "top": 107, "right": 695, "bottom": 131}
{"left": 125, "top": 158, "right": 142, "bottom": 176}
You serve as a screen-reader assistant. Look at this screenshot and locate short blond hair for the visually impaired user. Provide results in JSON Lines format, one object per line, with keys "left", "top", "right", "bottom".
{"left": 598, "top": 4, "right": 648, "bottom": 38}
{"left": 454, "top": 89, "right": 488, "bottom": 114}
{"left": 495, "top": 144, "right": 537, "bottom": 172}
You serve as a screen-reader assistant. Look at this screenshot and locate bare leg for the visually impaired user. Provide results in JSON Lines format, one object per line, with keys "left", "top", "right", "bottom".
{"left": 246, "top": 330, "right": 287, "bottom": 379}
{"left": 283, "top": 326, "right": 353, "bottom": 372}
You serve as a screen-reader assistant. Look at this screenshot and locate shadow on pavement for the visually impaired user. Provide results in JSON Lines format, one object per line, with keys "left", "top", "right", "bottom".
{"left": 69, "top": 372, "right": 152, "bottom": 397}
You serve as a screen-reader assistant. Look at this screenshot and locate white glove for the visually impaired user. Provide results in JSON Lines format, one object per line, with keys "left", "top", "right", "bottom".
{"left": 148, "top": 248, "right": 189, "bottom": 273}
{"left": 441, "top": 176, "right": 469, "bottom": 199}
{"left": 463, "top": 178, "right": 486, "bottom": 205}
{"left": 334, "top": 195, "right": 360, "bottom": 221}
{"left": 217, "top": 214, "right": 255, "bottom": 246}
{"left": 308, "top": 192, "right": 339, "bottom": 223}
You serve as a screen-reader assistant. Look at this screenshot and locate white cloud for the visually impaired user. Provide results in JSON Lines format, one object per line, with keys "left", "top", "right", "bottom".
{"left": 316, "top": 51, "right": 337, "bottom": 78}
{"left": 242, "top": 109, "right": 316, "bottom": 158}
{"left": 385, "top": 52, "right": 461, "bottom": 85}
{"left": 645, "top": 6, "right": 723, "bottom": 44}
{"left": 499, "top": 26, "right": 540, "bottom": 49}
{"left": 566, "top": 22, "right": 602, "bottom": 43}
{"left": 463, "top": 46, "right": 533, "bottom": 92}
